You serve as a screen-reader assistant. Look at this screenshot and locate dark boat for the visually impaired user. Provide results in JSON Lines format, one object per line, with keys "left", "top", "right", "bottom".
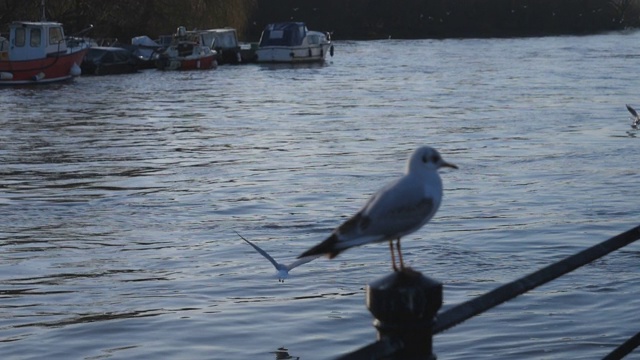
{"left": 81, "top": 46, "right": 139, "bottom": 75}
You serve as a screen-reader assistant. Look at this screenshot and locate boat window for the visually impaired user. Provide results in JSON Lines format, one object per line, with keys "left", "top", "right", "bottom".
{"left": 217, "top": 33, "right": 235, "bottom": 48}
{"left": 14, "top": 28, "right": 25, "bottom": 47}
{"left": 49, "top": 27, "right": 63, "bottom": 45}
{"left": 270, "top": 30, "right": 284, "bottom": 39}
{"left": 30, "top": 28, "right": 41, "bottom": 47}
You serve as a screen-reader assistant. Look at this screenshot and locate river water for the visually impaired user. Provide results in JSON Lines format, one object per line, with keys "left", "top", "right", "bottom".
{"left": 1, "top": 31, "right": 639, "bottom": 359}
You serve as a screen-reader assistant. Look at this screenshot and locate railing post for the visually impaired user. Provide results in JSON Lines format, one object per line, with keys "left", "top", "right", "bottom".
{"left": 366, "top": 269, "right": 442, "bottom": 359}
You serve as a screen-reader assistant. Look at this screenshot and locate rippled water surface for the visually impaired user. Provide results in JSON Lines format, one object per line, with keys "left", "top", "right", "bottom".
{"left": 1, "top": 32, "right": 640, "bottom": 359}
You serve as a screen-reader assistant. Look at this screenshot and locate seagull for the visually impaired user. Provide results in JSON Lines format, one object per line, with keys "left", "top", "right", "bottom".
{"left": 626, "top": 104, "right": 640, "bottom": 129}
{"left": 235, "top": 231, "right": 319, "bottom": 282}
{"left": 298, "top": 146, "right": 457, "bottom": 271}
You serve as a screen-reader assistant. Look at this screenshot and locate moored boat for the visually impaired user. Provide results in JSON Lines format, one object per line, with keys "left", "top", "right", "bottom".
{"left": 155, "top": 26, "right": 217, "bottom": 71}
{"left": 127, "top": 35, "right": 163, "bottom": 69}
{"left": 0, "top": 21, "right": 88, "bottom": 85}
{"left": 255, "top": 22, "right": 333, "bottom": 63}
{"left": 81, "top": 46, "right": 139, "bottom": 76}
{"left": 199, "top": 28, "right": 242, "bottom": 64}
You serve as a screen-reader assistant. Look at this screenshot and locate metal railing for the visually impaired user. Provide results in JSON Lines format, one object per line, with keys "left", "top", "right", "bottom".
{"left": 337, "top": 224, "right": 640, "bottom": 360}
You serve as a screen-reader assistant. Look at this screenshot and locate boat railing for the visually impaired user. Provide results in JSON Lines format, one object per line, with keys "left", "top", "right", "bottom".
{"left": 64, "top": 24, "right": 94, "bottom": 53}
{"left": 0, "top": 36, "right": 8, "bottom": 60}
{"left": 336, "top": 224, "right": 640, "bottom": 359}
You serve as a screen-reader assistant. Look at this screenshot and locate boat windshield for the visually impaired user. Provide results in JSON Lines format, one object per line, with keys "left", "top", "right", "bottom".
{"left": 259, "top": 22, "right": 306, "bottom": 47}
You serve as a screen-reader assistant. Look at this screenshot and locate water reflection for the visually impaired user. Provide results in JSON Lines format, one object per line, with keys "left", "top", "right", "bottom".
{"left": 258, "top": 61, "right": 330, "bottom": 71}
{"left": 15, "top": 309, "right": 163, "bottom": 328}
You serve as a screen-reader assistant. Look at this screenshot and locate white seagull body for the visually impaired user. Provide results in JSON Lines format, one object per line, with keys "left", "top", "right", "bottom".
{"left": 236, "top": 231, "right": 319, "bottom": 282}
{"left": 626, "top": 104, "right": 640, "bottom": 129}
{"left": 298, "top": 146, "right": 457, "bottom": 271}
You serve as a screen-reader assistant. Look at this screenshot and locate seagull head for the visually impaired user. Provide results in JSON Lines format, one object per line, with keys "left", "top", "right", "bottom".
{"left": 407, "top": 146, "right": 457, "bottom": 173}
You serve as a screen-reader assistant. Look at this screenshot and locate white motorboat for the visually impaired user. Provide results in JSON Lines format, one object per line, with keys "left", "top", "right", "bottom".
{"left": 255, "top": 22, "right": 333, "bottom": 63}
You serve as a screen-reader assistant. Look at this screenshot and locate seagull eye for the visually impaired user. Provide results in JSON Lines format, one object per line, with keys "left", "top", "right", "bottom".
{"left": 431, "top": 154, "right": 440, "bottom": 163}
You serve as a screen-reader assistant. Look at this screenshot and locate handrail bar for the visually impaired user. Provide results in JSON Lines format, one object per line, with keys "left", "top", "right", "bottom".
{"left": 602, "top": 331, "right": 640, "bottom": 360}
{"left": 434, "top": 225, "right": 640, "bottom": 334}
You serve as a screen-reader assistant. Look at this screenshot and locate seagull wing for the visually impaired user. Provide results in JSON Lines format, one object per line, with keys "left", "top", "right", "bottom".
{"left": 235, "top": 231, "right": 280, "bottom": 270}
{"left": 626, "top": 104, "right": 639, "bottom": 119}
{"left": 285, "top": 254, "right": 320, "bottom": 271}
{"left": 362, "top": 177, "right": 439, "bottom": 237}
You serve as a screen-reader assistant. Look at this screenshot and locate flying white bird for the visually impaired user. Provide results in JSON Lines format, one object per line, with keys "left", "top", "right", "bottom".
{"left": 626, "top": 104, "right": 640, "bottom": 129}
{"left": 236, "top": 231, "right": 319, "bottom": 282}
{"left": 298, "top": 146, "right": 457, "bottom": 271}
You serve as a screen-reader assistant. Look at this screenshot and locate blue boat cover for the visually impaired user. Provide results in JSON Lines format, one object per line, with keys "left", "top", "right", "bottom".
{"left": 259, "top": 22, "right": 307, "bottom": 47}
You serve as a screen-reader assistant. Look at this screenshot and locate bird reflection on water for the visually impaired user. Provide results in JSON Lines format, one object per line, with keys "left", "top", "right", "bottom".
{"left": 271, "top": 347, "right": 300, "bottom": 360}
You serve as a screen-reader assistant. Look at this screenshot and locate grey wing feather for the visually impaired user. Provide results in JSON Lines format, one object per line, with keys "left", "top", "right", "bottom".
{"left": 627, "top": 104, "right": 639, "bottom": 119}
{"left": 285, "top": 254, "right": 320, "bottom": 271}
{"left": 368, "top": 199, "right": 435, "bottom": 236}
{"left": 362, "top": 178, "right": 438, "bottom": 236}
{"left": 235, "top": 231, "right": 280, "bottom": 269}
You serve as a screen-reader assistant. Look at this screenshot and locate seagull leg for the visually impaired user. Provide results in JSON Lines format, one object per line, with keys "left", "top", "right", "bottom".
{"left": 396, "top": 238, "right": 405, "bottom": 270}
{"left": 389, "top": 240, "right": 398, "bottom": 271}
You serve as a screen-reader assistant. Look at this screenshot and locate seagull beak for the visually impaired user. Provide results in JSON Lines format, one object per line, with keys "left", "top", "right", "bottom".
{"left": 442, "top": 161, "right": 458, "bottom": 169}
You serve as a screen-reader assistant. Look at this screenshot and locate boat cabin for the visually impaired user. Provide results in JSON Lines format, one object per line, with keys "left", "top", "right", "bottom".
{"left": 4, "top": 21, "right": 68, "bottom": 61}
{"left": 200, "top": 28, "right": 241, "bottom": 64}
{"left": 200, "top": 28, "right": 239, "bottom": 50}
{"left": 259, "top": 22, "right": 308, "bottom": 47}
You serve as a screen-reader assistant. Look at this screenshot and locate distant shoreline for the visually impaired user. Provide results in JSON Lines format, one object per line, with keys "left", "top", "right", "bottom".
{"left": 247, "top": 0, "right": 640, "bottom": 41}
{"left": 2, "top": 0, "right": 638, "bottom": 42}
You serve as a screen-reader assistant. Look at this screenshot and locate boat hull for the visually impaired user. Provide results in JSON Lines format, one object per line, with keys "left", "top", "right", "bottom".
{"left": 155, "top": 54, "right": 217, "bottom": 71}
{"left": 0, "top": 49, "right": 88, "bottom": 85}
{"left": 255, "top": 44, "right": 331, "bottom": 63}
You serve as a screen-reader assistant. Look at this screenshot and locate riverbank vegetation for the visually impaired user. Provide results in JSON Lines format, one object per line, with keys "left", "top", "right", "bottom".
{"left": 0, "top": 0, "right": 256, "bottom": 41}
{"left": 263, "top": 0, "right": 640, "bottom": 39}
{"left": 1, "top": 0, "right": 639, "bottom": 41}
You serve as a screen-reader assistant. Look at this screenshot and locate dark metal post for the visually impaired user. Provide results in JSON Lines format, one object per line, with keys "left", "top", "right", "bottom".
{"left": 366, "top": 269, "right": 442, "bottom": 359}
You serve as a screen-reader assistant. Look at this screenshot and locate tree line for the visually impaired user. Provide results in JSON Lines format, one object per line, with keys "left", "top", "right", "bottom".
{"left": 0, "top": 0, "right": 256, "bottom": 41}
{"left": 1, "top": 0, "right": 639, "bottom": 41}
{"left": 251, "top": 0, "right": 640, "bottom": 39}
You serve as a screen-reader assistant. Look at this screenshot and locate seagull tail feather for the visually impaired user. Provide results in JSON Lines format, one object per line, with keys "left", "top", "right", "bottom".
{"left": 298, "top": 234, "right": 341, "bottom": 259}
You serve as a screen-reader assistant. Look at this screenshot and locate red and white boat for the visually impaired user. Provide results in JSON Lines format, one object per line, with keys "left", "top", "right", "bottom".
{"left": 0, "top": 21, "right": 88, "bottom": 85}
{"left": 155, "top": 26, "right": 217, "bottom": 71}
